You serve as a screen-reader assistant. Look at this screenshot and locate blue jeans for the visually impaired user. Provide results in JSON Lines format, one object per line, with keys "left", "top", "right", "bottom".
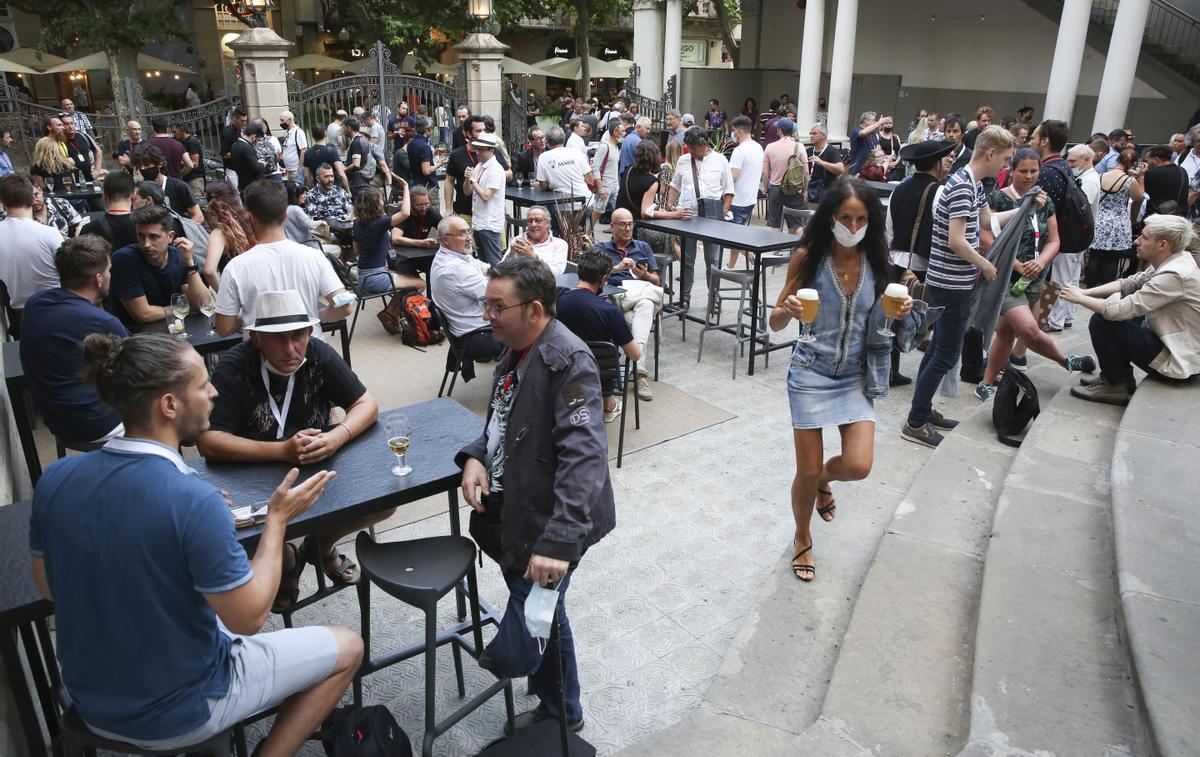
{"left": 473, "top": 229, "right": 503, "bottom": 266}
{"left": 1090, "top": 314, "right": 1167, "bottom": 385}
{"left": 729, "top": 203, "right": 754, "bottom": 225}
{"left": 485, "top": 569, "right": 580, "bottom": 721}
{"left": 679, "top": 198, "right": 724, "bottom": 302}
{"left": 907, "top": 285, "right": 974, "bottom": 427}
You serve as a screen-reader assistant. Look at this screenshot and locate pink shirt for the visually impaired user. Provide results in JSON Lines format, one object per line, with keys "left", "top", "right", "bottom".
{"left": 762, "top": 136, "right": 801, "bottom": 187}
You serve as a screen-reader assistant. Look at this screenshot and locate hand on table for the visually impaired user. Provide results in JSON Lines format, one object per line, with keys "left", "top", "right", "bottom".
{"left": 267, "top": 467, "right": 336, "bottom": 523}
{"left": 525, "top": 554, "right": 569, "bottom": 587}
{"left": 296, "top": 429, "right": 344, "bottom": 465}
{"left": 280, "top": 429, "right": 322, "bottom": 464}
{"left": 461, "top": 457, "right": 490, "bottom": 513}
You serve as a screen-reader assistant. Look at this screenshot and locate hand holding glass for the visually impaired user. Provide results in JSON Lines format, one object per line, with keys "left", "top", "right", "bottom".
{"left": 878, "top": 283, "right": 909, "bottom": 338}
{"left": 385, "top": 416, "right": 412, "bottom": 477}
{"left": 796, "top": 288, "right": 819, "bottom": 343}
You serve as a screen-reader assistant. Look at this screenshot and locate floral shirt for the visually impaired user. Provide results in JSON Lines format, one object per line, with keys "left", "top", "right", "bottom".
{"left": 39, "top": 197, "right": 82, "bottom": 237}
{"left": 304, "top": 184, "right": 352, "bottom": 221}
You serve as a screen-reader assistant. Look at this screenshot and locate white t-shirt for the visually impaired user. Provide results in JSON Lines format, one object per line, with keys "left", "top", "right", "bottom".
{"left": 503, "top": 232, "right": 569, "bottom": 275}
{"left": 328, "top": 121, "right": 346, "bottom": 160}
{"left": 471, "top": 157, "right": 507, "bottom": 233}
{"left": 536, "top": 147, "right": 593, "bottom": 207}
{"left": 280, "top": 126, "right": 309, "bottom": 172}
{"left": 0, "top": 217, "right": 62, "bottom": 307}
{"left": 729, "top": 139, "right": 765, "bottom": 207}
{"left": 214, "top": 239, "right": 345, "bottom": 339}
{"left": 591, "top": 140, "right": 620, "bottom": 189}
{"left": 670, "top": 152, "right": 734, "bottom": 206}
{"left": 567, "top": 132, "right": 588, "bottom": 156}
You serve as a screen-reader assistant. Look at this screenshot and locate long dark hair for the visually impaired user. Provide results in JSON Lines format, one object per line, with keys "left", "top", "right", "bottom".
{"left": 794, "top": 178, "right": 890, "bottom": 298}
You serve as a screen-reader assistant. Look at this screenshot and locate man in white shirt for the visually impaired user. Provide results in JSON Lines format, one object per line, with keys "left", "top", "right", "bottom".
{"left": 1179, "top": 126, "right": 1200, "bottom": 185}
{"left": 667, "top": 126, "right": 734, "bottom": 309}
{"left": 726, "top": 115, "right": 764, "bottom": 269}
{"left": 327, "top": 110, "right": 348, "bottom": 162}
{"left": 278, "top": 111, "right": 309, "bottom": 184}
{"left": 429, "top": 215, "right": 505, "bottom": 378}
{"left": 536, "top": 126, "right": 596, "bottom": 238}
{"left": 590, "top": 118, "right": 624, "bottom": 229}
{"left": 465, "top": 133, "right": 507, "bottom": 265}
{"left": 566, "top": 119, "right": 590, "bottom": 156}
{"left": 502, "top": 207, "right": 568, "bottom": 274}
{"left": 214, "top": 181, "right": 351, "bottom": 339}
{"left": 0, "top": 175, "right": 62, "bottom": 328}
{"left": 1047, "top": 143, "right": 1104, "bottom": 332}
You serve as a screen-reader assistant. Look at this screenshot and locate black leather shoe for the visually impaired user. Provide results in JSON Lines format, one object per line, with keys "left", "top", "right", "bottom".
{"left": 890, "top": 372, "right": 912, "bottom": 387}
{"left": 503, "top": 708, "right": 584, "bottom": 737}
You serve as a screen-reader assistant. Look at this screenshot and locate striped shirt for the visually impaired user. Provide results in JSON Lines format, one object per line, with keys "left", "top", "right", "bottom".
{"left": 927, "top": 166, "right": 985, "bottom": 291}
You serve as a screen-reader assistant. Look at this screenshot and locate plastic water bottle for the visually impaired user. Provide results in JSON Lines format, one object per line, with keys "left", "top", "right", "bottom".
{"left": 1010, "top": 275, "right": 1032, "bottom": 297}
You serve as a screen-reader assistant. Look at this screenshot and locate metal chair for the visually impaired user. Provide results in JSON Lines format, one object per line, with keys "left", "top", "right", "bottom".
{"left": 352, "top": 533, "right": 515, "bottom": 757}
{"left": 696, "top": 263, "right": 762, "bottom": 379}
{"left": 438, "top": 331, "right": 465, "bottom": 398}
{"left": 780, "top": 207, "right": 815, "bottom": 234}
{"left": 58, "top": 706, "right": 244, "bottom": 757}
{"left": 587, "top": 341, "right": 638, "bottom": 467}
{"left": 320, "top": 318, "right": 353, "bottom": 367}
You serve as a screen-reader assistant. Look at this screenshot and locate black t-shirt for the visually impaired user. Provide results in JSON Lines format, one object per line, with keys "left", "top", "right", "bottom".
{"left": 181, "top": 135, "right": 204, "bottom": 182}
{"left": 65, "top": 135, "right": 95, "bottom": 181}
{"left": 114, "top": 138, "right": 141, "bottom": 161}
{"left": 80, "top": 211, "right": 137, "bottom": 250}
{"left": 391, "top": 146, "right": 411, "bottom": 186}
{"left": 1144, "top": 164, "right": 1189, "bottom": 214}
{"left": 556, "top": 287, "right": 633, "bottom": 346}
{"left": 208, "top": 339, "right": 366, "bottom": 442}
{"left": 807, "top": 144, "right": 842, "bottom": 189}
{"left": 346, "top": 136, "right": 372, "bottom": 191}
{"left": 352, "top": 215, "right": 392, "bottom": 270}
{"left": 162, "top": 177, "right": 198, "bottom": 215}
{"left": 31, "top": 164, "right": 69, "bottom": 193}
{"left": 618, "top": 170, "right": 658, "bottom": 218}
{"left": 399, "top": 208, "right": 442, "bottom": 241}
{"left": 109, "top": 243, "right": 188, "bottom": 324}
{"left": 230, "top": 139, "right": 264, "bottom": 192}
{"left": 303, "top": 144, "right": 340, "bottom": 179}
{"left": 447, "top": 145, "right": 509, "bottom": 215}
{"left": 406, "top": 136, "right": 436, "bottom": 188}
{"left": 452, "top": 128, "right": 467, "bottom": 151}
{"left": 219, "top": 125, "right": 240, "bottom": 166}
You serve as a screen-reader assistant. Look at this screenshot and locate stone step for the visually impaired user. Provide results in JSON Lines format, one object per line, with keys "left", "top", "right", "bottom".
{"left": 961, "top": 385, "right": 1147, "bottom": 755}
{"left": 1109, "top": 377, "right": 1200, "bottom": 757}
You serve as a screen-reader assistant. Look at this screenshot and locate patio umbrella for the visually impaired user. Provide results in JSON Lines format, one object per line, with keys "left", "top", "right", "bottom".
{"left": 500, "top": 57, "right": 556, "bottom": 78}
{"left": 541, "top": 56, "right": 633, "bottom": 81}
{"left": 0, "top": 57, "right": 39, "bottom": 75}
{"left": 41, "top": 52, "right": 196, "bottom": 75}
{"left": 0, "top": 48, "right": 68, "bottom": 70}
{"left": 286, "top": 53, "right": 358, "bottom": 71}
{"left": 531, "top": 57, "right": 569, "bottom": 71}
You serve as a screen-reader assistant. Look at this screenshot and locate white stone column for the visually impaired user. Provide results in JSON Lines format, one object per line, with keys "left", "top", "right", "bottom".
{"left": 663, "top": 0, "right": 683, "bottom": 104}
{"left": 796, "top": 0, "right": 826, "bottom": 136}
{"left": 739, "top": 0, "right": 763, "bottom": 69}
{"left": 1091, "top": 0, "right": 1151, "bottom": 134}
{"left": 454, "top": 32, "right": 510, "bottom": 126}
{"left": 1043, "top": 0, "right": 1093, "bottom": 124}
{"left": 825, "top": 0, "right": 859, "bottom": 142}
{"left": 632, "top": 0, "right": 664, "bottom": 98}
{"left": 228, "top": 27, "right": 294, "bottom": 125}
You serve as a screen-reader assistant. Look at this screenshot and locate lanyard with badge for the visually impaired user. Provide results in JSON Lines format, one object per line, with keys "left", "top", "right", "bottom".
{"left": 261, "top": 362, "right": 296, "bottom": 440}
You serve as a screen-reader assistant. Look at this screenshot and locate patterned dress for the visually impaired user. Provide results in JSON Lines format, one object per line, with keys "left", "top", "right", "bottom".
{"left": 1092, "top": 173, "right": 1135, "bottom": 252}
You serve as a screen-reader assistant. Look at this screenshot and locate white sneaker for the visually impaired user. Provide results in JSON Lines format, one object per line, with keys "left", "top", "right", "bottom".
{"left": 637, "top": 376, "right": 654, "bottom": 401}
{"left": 604, "top": 400, "right": 623, "bottom": 424}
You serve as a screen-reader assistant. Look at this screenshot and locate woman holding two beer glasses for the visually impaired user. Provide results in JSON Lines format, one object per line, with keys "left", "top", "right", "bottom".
{"left": 769, "top": 179, "right": 913, "bottom": 582}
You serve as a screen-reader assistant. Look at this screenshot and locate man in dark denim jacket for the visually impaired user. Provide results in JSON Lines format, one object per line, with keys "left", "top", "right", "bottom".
{"left": 457, "top": 256, "right": 615, "bottom": 736}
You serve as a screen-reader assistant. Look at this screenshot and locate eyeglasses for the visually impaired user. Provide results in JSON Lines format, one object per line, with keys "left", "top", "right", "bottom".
{"left": 612, "top": 221, "right": 634, "bottom": 228}
{"left": 479, "top": 298, "right": 533, "bottom": 315}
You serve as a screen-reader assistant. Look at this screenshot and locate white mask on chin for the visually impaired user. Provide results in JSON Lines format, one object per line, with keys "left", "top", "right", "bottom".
{"left": 832, "top": 220, "right": 867, "bottom": 247}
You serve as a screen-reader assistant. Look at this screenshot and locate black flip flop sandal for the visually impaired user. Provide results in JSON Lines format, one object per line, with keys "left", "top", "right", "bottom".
{"left": 816, "top": 487, "right": 837, "bottom": 523}
{"left": 792, "top": 542, "right": 815, "bottom": 582}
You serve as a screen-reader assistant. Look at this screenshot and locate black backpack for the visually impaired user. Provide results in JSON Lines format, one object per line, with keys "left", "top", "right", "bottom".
{"left": 992, "top": 369, "right": 1040, "bottom": 447}
{"left": 315, "top": 705, "right": 411, "bottom": 757}
{"left": 1043, "top": 159, "right": 1094, "bottom": 253}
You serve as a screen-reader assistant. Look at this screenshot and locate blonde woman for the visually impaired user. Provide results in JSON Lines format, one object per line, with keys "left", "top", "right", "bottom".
{"left": 31, "top": 136, "right": 76, "bottom": 192}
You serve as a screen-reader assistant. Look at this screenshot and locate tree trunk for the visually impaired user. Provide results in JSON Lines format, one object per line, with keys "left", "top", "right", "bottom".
{"left": 713, "top": 0, "right": 740, "bottom": 68}
{"left": 106, "top": 46, "right": 140, "bottom": 121}
{"left": 575, "top": 0, "right": 591, "bottom": 100}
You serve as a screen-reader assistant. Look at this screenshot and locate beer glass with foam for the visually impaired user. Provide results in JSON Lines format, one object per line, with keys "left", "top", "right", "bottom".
{"left": 878, "top": 282, "right": 908, "bottom": 337}
{"left": 796, "top": 288, "right": 819, "bottom": 343}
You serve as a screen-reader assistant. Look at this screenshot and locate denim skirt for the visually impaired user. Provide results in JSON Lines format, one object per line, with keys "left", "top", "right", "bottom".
{"left": 786, "top": 351, "right": 875, "bottom": 430}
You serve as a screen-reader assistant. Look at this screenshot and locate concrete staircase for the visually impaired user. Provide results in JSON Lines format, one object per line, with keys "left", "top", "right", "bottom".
{"left": 617, "top": 334, "right": 1175, "bottom": 756}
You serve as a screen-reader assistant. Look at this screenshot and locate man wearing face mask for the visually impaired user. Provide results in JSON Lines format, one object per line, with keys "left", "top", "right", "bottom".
{"left": 458, "top": 256, "right": 614, "bottom": 738}
{"left": 132, "top": 144, "right": 204, "bottom": 224}
{"left": 278, "top": 111, "right": 308, "bottom": 184}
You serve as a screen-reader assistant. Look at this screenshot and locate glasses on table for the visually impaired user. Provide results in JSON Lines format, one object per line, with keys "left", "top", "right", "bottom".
{"left": 200, "top": 288, "right": 217, "bottom": 336}
{"left": 385, "top": 415, "right": 412, "bottom": 477}
{"left": 170, "top": 293, "right": 189, "bottom": 337}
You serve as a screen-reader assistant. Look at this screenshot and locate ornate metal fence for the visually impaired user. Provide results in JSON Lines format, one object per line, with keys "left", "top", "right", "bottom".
{"left": 623, "top": 64, "right": 672, "bottom": 133}
{"left": 502, "top": 80, "right": 528, "bottom": 153}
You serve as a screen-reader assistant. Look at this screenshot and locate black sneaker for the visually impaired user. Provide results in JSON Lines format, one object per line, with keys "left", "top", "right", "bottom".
{"left": 890, "top": 372, "right": 912, "bottom": 387}
{"left": 504, "top": 708, "right": 584, "bottom": 737}
{"left": 1065, "top": 354, "right": 1096, "bottom": 373}
{"left": 927, "top": 410, "right": 959, "bottom": 430}
{"left": 901, "top": 422, "right": 944, "bottom": 448}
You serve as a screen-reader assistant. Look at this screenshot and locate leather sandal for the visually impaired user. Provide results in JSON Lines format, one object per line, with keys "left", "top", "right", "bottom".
{"left": 792, "top": 540, "right": 815, "bottom": 582}
{"left": 271, "top": 542, "right": 303, "bottom": 614}
{"left": 302, "top": 535, "right": 360, "bottom": 586}
{"left": 816, "top": 487, "right": 837, "bottom": 523}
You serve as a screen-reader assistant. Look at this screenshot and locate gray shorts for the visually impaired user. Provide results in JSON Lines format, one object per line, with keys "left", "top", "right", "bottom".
{"left": 87, "top": 625, "right": 339, "bottom": 750}
{"left": 999, "top": 278, "right": 1045, "bottom": 315}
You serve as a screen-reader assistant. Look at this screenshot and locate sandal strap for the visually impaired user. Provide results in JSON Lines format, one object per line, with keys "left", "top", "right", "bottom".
{"left": 817, "top": 503, "right": 836, "bottom": 515}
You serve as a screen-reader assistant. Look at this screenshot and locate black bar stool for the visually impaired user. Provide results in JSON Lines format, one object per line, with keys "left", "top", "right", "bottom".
{"left": 352, "top": 532, "right": 515, "bottom": 757}
{"left": 58, "top": 706, "right": 244, "bottom": 756}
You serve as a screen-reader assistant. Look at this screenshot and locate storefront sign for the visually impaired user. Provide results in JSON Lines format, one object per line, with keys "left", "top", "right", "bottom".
{"left": 681, "top": 38, "right": 707, "bottom": 65}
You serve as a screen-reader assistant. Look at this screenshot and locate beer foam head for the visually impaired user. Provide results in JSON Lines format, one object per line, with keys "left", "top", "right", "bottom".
{"left": 796, "top": 288, "right": 819, "bottom": 300}
{"left": 884, "top": 282, "right": 908, "bottom": 299}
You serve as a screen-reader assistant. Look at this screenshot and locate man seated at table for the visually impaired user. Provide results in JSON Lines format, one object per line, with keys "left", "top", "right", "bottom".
{"left": 21, "top": 235, "right": 127, "bottom": 446}
{"left": 199, "top": 289, "right": 386, "bottom": 610}
{"left": 429, "top": 215, "right": 505, "bottom": 379}
{"left": 110, "top": 205, "right": 209, "bottom": 326}
{"left": 215, "top": 180, "right": 352, "bottom": 339}
{"left": 557, "top": 248, "right": 644, "bottom": 423}
{"left": 391, "top": 185, "right": 441, "bottom": 249}
{"left": 1064, "top": 214, "right": 1200, "bottom": 406}
{"left": 32, "top": 331, "right": 360, "bottom": 756}
{"left": 80, "top": 169, "right": 137, "bottom": 250}
{"left": 501, "top": 206, "right": 568, "bottom": 274}
{"left": 303, "top": 163, "right": 353, "bottom": 222}
{"left": 0, "top": 174, "right": 62, "bottom": 334}
{"left": 594, "top": 208, "right": 661, "bottom": 401}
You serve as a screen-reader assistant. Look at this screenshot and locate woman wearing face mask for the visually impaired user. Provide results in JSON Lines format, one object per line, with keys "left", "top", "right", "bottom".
{"left": 974, "top": 148, "right": 1094, "bottom": 401}
{"left": 768, "top": 179, "right": 914, "bottom": 582}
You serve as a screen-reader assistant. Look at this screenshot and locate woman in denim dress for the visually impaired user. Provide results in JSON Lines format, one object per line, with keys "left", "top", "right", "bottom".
{"left": 769, "top": 179, "right": 913, "bottom": 582}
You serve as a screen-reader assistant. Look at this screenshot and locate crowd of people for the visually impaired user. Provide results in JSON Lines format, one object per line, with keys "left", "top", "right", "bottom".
{"left": 4, "top": 86, "right": 1200, "bottom": 755}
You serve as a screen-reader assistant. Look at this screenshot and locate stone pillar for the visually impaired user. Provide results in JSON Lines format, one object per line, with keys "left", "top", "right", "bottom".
{"left": 228, "top": 27, "right": 293, "bottom": 125}
{"left": 1043, "top": 0, "right": 1093, "bottom": 124}
{"left": 1091, "top": 0, "right": 1151, "bottom": 134}
{"left": 663, "top": 0, "right": 683, "bottom": 103}
{"left": 825, "top": 0, "right": 859, "bottom": 142}
{"left": 796, "top": 0, "right": 826, "bottom": 136}
{"left": 454, "top": 32, "right": 510, "bottom": 125}
{"left": 632, "top": 0, "right": 664, "bottom": 98}
{"left": 739, "top": 0, "right": 763, "bottom": 69}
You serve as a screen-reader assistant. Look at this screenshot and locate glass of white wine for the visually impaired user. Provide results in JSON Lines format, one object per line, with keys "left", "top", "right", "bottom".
{"left": 170, "top": 293, "right": 190, "bottom": 338}
{"left": 200, "top": 289, "right": 218, "bottom": 336}
{"left": 385, "top": 415, "right": 412, "bottom": 477}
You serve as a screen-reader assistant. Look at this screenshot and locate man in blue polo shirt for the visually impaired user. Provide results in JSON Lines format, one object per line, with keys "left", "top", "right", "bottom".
{"left": 557, "top": 249, "right": 644, "bottom": 423}
{"left": 30, "top": 332, "right": 361, "bottom": 754}
{"left": 20, "top": 235, "right": 127, "bottom": 445}
{"left": 110, "top": 204, "right": 209, "bottom": 326}
{"left": 593, "top": 208, "right": 661, "bottom": 401}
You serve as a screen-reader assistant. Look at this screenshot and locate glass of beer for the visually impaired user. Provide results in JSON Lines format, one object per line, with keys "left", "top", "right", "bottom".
{"left": 878, "top": 282, "right": 909, "bottom": 337}
{"left": 385, "top": 415, "right": 412, "bottom": 477}
{"left": 796, "top": 288, "right": 819, "bottom": 343}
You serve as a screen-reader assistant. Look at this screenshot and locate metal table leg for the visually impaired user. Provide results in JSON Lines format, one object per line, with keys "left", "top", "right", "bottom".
{"left": 748, "top": 252, "right": 764, "bottom": 376}
{"left": 1, "top": 625, "right": 47, "bottom": 757}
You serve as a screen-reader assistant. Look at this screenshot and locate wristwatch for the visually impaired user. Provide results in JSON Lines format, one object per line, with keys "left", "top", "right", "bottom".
{"left": 184, "top": 264, "right": 199, "bottom": 274}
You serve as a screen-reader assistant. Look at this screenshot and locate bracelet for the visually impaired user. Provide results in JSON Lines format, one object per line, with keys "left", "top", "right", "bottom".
{"left": 336, "top": 422, "right": 352, "bottom": 442}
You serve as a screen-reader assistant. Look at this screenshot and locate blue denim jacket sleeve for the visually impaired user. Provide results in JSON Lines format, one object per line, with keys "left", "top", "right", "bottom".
{"left": 863, "top": 300, "right": 942, "bottom": 398}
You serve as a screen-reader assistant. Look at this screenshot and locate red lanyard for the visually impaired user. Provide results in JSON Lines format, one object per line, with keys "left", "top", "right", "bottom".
{"left": 501, "top": 347, "right": 530, "bottom": 393}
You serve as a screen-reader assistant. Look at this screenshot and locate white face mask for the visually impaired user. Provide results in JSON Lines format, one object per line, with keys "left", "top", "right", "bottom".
{"left": 1071, "top": 166, "right": 1084, "bottom": 178}
{"left": 832, "top": 220, "right": 867, "bottom": 247}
